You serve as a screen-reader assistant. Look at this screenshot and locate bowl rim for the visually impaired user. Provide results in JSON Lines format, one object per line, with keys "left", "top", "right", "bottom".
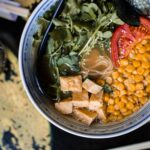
{"left": 19, "top": 0, "right": 150, "bottom": 139}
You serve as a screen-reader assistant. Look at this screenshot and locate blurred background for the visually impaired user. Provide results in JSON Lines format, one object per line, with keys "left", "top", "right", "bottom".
{"left": 0, "top": 0, "right": 150, "bottom": 150}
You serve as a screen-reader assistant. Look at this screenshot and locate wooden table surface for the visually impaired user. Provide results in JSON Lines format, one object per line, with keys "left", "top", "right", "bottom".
{"left": 0, "top": 47, "right": 51, "bottom": 150}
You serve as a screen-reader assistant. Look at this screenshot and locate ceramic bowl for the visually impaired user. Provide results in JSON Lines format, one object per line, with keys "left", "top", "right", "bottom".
{"left": 19, "top": 0, "right": 150, "bottom": 138}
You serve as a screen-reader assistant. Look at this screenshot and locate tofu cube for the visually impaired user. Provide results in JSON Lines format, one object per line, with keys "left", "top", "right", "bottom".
{"left": 89, "top": 91, "right": 103, "bottom": 111}
{"left": 60, "top": 75, "right": 82, "bottom": 92}
{"left": 96, "top": 107, "right": 107, "bottom": 121}
{"left": 73, "top": 108, "right": 97, "bottom": 125}
{"left": 55, "top": 98, "right": 73, "bottom": 114}
{"left": 72, "top": 90, "right": 89, "bottom": 108}
{"left": 82, "top": 79, "right": 102, "bottom": 94}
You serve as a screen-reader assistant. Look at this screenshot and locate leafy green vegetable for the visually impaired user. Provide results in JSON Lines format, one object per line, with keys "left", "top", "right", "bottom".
{"left": 103, "top": 84, "right": 113, "bottom": 93}
{"left": 34, "top": 0, "right": 124, "bottom": 101}
{"left": 57, "top": 52, "right": 80, "bottom": 75}
{"left": 80, "top": 3, "right": 99, "bottom": 21}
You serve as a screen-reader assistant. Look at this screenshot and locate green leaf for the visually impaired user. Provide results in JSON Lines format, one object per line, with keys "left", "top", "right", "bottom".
{"left": 112, "top": 18, "right": 124, "bottom": 25}
{"left": 72, "top": 29, "right": 89, "bottom": 51}
{"left": 51, "top": 27, "right": 73, "bottom": 43}
{"left": 57, "top": 54, "right": 80, "bottom": 75}
{"left": 57, "top": 57, "right": 72, "bottom": 66}
{"left": 47, "top": 38, "right": 55, "bottom": 55}
{"left": 80, "top": 3, "right": 99, "bottom": 21}
{"left": 111, "top": 13, "right": 124, "bottom": 25}
{"left": 32, "top": 39, "right": 41, "bottom": 51}
{"left": 52, "top": 18, "right": 67, "bottom": 27}
{"left": 101, "top": 31, "right": 112, "bottom": 38}
{"left": 69, "top": 51, "right": 78, "bottom": 56}
{"left": 103, "top": 84, "right": 113, "bottom": 93}
{"left": 33, "top": 18, "right": 49, "bottom": 40}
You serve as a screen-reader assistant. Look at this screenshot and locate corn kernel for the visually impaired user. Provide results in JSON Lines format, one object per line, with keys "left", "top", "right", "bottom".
{"left": 140, "top": 97, "right": 148, "bottom": 105}
{"left": 138, "top": 46, "right": 146, "bottom": 53}
{"left": 120, "top": 108, "right": 127, "bottom": 113}
{"left": 134, "top": 75, "right": 144, "bottom": 82}
{"left": 118, "top": 67, "right": 126, "bottom": 74}
{"left": 105, "top": 77, "right": 112, "bottom": 85}
{"left": 133, "top": 61, "right": 140, "bottom": 68}
{"left": 113, "top": 111, "right": 120, "bottom": 116}
{"left": 145, "top": 45, "right": 150, "bottom": 52}
{"left": 144, "top": 70, "right": 150, "bottom": 77}
{"left": 115, "top": 97, "right": 120, "bottom": 104}
{"left": 113, "top": 81, "right": 120, "bottom": 88}
{"left": 132, "top": 95, "right": 138, "bottom": 104}
{"left": 133, "top": 106, "right": 140, "bottom": 112}
{"left": 144, "top": 92, "right": 148, "bottom": 96}
{"left": 120, "top": 90, "right": 127, "bottom": 96}
{"left": 135, "top": 90, "right": 144, "bottom": 98}
{"left": 135, "top": 54, "right": 143, "bottom": 60}
{"left": 146, "top": 85, "right": 150, "bottom": 93}
{"left": 112, "top": 71, "right": 120, "bottom": 79}
{"left": 126, "top": 102, "right": 134, "bottom": 110}
{"left": 108, "top": 115, "right": 117, "bottom": 121}
{"left": 142, "top": 53, "right": 150, "bottom": 61}
{"left": 146, "top": 76, "right": 150, "bottom": 83}
{"left": 108, "top": 99, "right": 115, "bottom": 105}
{"left": 123, "top": 71, "right": 131, "bottom": 78}
{"left": 126, "top": 65, "right": 135, "bottom": 73}
{"left": 127, "top": 83, "right": 136, "bottom": 92}
{"left": 141, "top": 40, "right": 148, "bottom": 45}
{"left": 130, "top": 75, "right": 135, "bottom": 80}
{"left": 113, "top": 90, "right": 120, "bottom": 97}
{"left": 128, "top": 91, "right": 133, "bottom": 95}
{"left": 114, "top": 104, "right": 119, "bottom": 110}
{"left": 121, "top": 96, "right": 128, "bottom": 104}
{"left": 124, "top": 79, "right": 135, "bottom": 86}
{"left": 143, "top": 80, "right": 148, "bottom": 86}
{"left": 107, "top": 105, "right": 115, "bottom": 113}
{"left": 122, "top": 111, "right": 132, "bottom": 116}
{"left": 116, "top": 83, "right": 125, "bottom": 91}
{"left": 128, "top": 96, "right": 136, "bottom": 104}
{"left": 136, "top": 83, "right": 144, "bottom": 90}
{"left": 142, "top": 62, "right": 150, "bottom": 69}
{"left": 129, "top": 52, "right": 136, "bottom": 59}
{"left": 118, "top": 101, "right": 125, "bottom": 109}
{"left": 96, "top": 79, "right": 105, "bottom": 86}
{"left": 120, "top": 59, "right": 129, "bottom": 66}
{"left": 118, "top": 76, "right": 124, "bottom": 82}
{"left": 104, "top": 94, "right": 110, "bottom": 102}
{"left": 117, "top": 115, "right": 123, "bottom": 120}
{"left": 133, "top": 70, "right": 137, "bottom": 75}
{"left": 136, "top": 43, "right": 143, "bottom": 50}
{"left": 137, "top": 67, "right": 145, "bottom": 75}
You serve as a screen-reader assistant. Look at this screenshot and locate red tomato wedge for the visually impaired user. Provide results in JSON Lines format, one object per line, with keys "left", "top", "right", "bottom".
{"left": 111, "top": 17, "right": 150, "bottom": 67}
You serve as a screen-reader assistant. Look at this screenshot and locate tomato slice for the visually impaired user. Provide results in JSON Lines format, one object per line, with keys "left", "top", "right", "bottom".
{"left": 111, "top": 17, "right": 150, "bottom": 67}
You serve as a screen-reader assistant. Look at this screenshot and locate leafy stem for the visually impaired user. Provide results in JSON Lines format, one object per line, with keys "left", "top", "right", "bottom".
{"left": 78, "top": 13, "right": 113, "bottom": 56}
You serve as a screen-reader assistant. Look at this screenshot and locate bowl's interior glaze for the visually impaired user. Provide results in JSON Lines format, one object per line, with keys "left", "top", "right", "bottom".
{"left": 19, "top": 0, "right": 150, "bottom": 138}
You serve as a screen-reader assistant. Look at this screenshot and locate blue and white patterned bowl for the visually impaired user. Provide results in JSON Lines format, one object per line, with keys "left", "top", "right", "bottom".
{"left": 19, "top": 0, "right": 150, "bottom": 138}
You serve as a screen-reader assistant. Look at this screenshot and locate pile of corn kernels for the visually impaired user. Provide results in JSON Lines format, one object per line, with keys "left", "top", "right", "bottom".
{"left": 102, "top": 39, "right": 150, "bottom": 122}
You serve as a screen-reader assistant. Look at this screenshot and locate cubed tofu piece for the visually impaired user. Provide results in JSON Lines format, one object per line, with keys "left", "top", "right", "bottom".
{"left": 96, "top": 107, "right": 107, "bottom": 121}
{"left": 72, "top": 90, "right": 89, "bottom": 108}
{"left": 89, "top": 91, "right": 103, "bottom": 111}
{"left": 55, "top": 98, "right": 73, "bottom": 114}
{"left": 60, "top": 75, "right": 82, "bottom": 92}
{"left": 82, "top": 79, "right": 102, "bottom": 94}
{"left": 73, "top": 108, "right": 97, "bottom": 125}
